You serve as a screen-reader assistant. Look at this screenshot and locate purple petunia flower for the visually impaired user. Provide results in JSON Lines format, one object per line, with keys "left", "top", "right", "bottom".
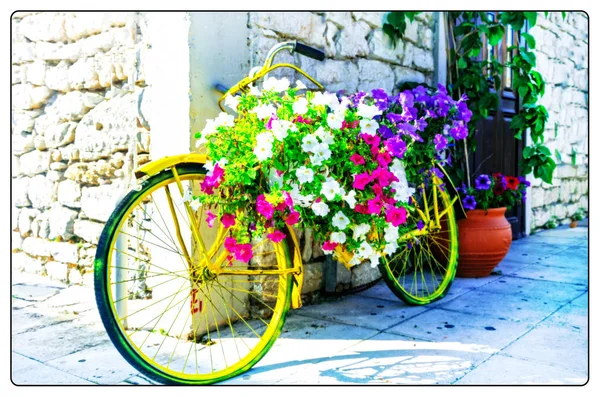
{"left": 386, "top": 113, "right": 403, "bottom": 124}
{"left": 412, "top": 86, "right": 429, "bottom": 103}
{"left": 415, "top": 117, "right": 428, "bottom": 132}
{"left": 378, "top": 124, "right": 394, "bottom": 139}
{"left": 371, "top": 88, "right": 389, "bottom": 111}
{"left": 398, "top": 90, "right": 415, "bottom": 108}
{"left": 456, "top": 183, "right": 467, "bottom": 195}
{"left": 518, "top": 176, "right": 531, "bottom": 187}
{"left": 449, "top": 121, "right": 468, "bottom": 140}
{"left": 434, "top": 134, "right": 448, "bottom": 151}
{"left": 462, "top": 195, "right": 477, "bottom": 211}
{"left": 397, "top": 122, "right": 423, "bottom": 142}
{"left": 385, "top": 136, "right": 407, "bottom": 158}
{"left": 430, "top": 167, "right": 444, "bottom": 181}
{"left": 475, "top": 174, "right": 492, "bottom": 190}
{"left": 417, "top": 220, "right": 425, "bottom": 231}
{"left": 424, "top": 109, "right": 437, "bottom": 119}
{"left": 456, "top": 101, "right": 473, "bottom": 123}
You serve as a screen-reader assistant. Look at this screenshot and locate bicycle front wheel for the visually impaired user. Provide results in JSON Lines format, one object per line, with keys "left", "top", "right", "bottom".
{"left": 94, "top": 164, "right": 293, "bottom": 384}
{"left": 379, "top": 180, "right": 458, "bottom": 305}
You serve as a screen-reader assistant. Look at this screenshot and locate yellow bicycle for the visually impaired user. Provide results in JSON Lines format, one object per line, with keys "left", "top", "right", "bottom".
{"left": 94, "top": 41, "right": 459, "bottom": 385}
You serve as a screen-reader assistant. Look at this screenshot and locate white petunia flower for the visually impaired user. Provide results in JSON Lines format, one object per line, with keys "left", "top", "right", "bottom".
{"left": 313, "top": 143, "right": 332, "bottom": 161}
{"left": 343, "top": 190, "right": 357, "bottom": 209}
{"left": 271, "top": 120, "right": 297, "bottom": 141}
{"left": 314, "top": 126, "right": 334, "bottom": 145}
{"left": 311, "top": 200, "right": 330, "bottom": 217}
{"left": 357, "top": 103, "right": 382, "bottom": 119}
{"left": 224, "top": 94, "right": 239, "bottom": 111}
{"left": 295, "top": 80, "right": 307, "bottom": 90}
{"left": 321, "top": 177, "right": 341, "bottom": 201}
{"left": 254, "top": 141, "right": 273, "bottom": 162}
{"left": 293, "top": 97, "right": 309, "bottom": 115}
{"left": 391, "top": 181, "right": 416, "bottom": 203}
{"left": 256, "top": 131, "right": 274, "bottom": 145}
{"left": 330, "top": 231, "right": 347, "bottom": 244}
{"left": 182, "top": 188, "right": 193, "bottom": 203}
{"left": 357, "top": 241, "right": 374, "bottom": 259}
{"left": 383, "top": 241, "right": 399, "bottom": 256}
{"left": 301, "top": 134, "right": 319, "bottom": 153}
{"left": 349, "top": 255, "right": 361, "bottom": 266}
{"left": 215, "top": 112, "right": 235, "bottom": 128}
{"left": 251, "top": 104, "right": 277, "bottom": 120}
{"left": 289, "top": 183, "right": 314, "bottom": 207}
{"left": 263, "top": 76, "right": 290, "bottom": 92}
{"left": 296, "top": 166, "right": 314, "bottom": 184}
{"left": 312, "top": 91, "right": 337, "bottom": 107}
{"left": 190, "top": 198, "right": 202, "bottom": 212}
{"left": 360, "top": 118, "right": 379, "bottom": 136}
{"left": 384, "top": 224, "right": 399, "bottom": 243}
{"left": 331, "top": 211, "right": 350, "bottom": 230}
{"left": 309, "top": 154, "right": 324, "bottom": 166}
{"left": 327, "top": 111, "right": 344, "bottom": 130}
{"left": 352, "top": 223, "right": 371, "bottom": 241}
{"left": 249, "top": 84, "right": 261, "bottom": 96}
{"left": 368, "top": 252, "right": 381, "bottom": 268}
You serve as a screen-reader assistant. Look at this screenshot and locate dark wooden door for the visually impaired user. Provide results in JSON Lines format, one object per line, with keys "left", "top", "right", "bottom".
{"left": 469, "top": 13, "right": 526, "bottom": 239}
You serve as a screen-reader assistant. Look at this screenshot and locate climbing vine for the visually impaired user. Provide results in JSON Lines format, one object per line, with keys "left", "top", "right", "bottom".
{"left": 384, "top": 11, "right": 559, "bottom": 185}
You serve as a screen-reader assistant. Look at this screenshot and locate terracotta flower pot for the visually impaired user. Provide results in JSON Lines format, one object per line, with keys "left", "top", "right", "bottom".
{"left": 457, "top": 207, "right": 512, "bottom": 278}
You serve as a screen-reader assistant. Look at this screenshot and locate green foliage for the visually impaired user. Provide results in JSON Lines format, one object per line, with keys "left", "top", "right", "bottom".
{"left": 571, "top": 148, "right": 577, "bottom": 166}
{"left": 522, "top": 143, "right": 556, "bottom": 184}
{"left": 572, "top": 207, "right": 586, "bottom": 221}
{"left": 383, "top": 12, "right": 421, "bottom": 47}
{"left": 545, "top": 215, "right": 559, "bottom": 229}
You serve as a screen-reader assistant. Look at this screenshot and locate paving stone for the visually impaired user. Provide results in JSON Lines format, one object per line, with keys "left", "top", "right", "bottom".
{"left": 503, "top": 240, "right": 567, "bottom": 263}
{"left": 510, "top": 264, "right": 587, "bottom": 286}
{"left": 526, "top": 234, "right": 587, "bottom": 247}
{"left": 121, "top": 374, "right": 161, "bottom": 385}
{"left": 539, "top": 301, "right": 588, "bottom": 330}
{"left": 12, "top": 306, "right": 78, "bottom": 335}
{"left": 438, "top": 290, "right": 562, "bottom": 324}
{"left": 45, "top": 344, "right": 140, "bottom": 385}
{"left": 493, "top": 259, "right": 531, "bottom": 275}
{"left": 454, "top": 354, "right": 587, "bottom": 385}
{"left": 295, "top": 294, "right": 428, "bottom": 331}
{"left": 12, "top": 358, "right": 96, "bottom": 385}
{"left": 570, "top": 292, "right": 588, "bottom": 308}
{"left": 12, "top": 283, "right": 64, "bottom": 302}
{"left": 478, "top": 276, "right": 587, "bottom": 304}
{"left": 221, "top": 313, "right": 380, "bottom": 384}
{"left": 280, "top": 334, "right": 495, "bottom": 384}
{"left": 534, "top": 249, "right": 589, "bottom": 269}
{"left": 386, "top": 308, "right": 532, "bottom": 350}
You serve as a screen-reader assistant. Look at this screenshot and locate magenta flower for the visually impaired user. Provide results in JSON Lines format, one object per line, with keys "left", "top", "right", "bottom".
{"left": 206, "top": 210, "right": 216, "bottom": 228}
{"left": 224, "top": 237, "right": 237, "bottom": 253}
{"left": 267, "top": 230, "right": 286, "bottom": 243}
{"left": 200, "top": 164, "right": 225, "bottom": 194}
{"left": 361, "top": 133, "right": 380, "bottom": 147}
{"left": 353, "top": 172, "right": 373, "bottom": 190}
{"left": 221, "top": 213, "right": 236, "bottom": 228}
{"left": 285, "top": 211, "right": 300, "bottom": 226}
{"left": 367, "top": 196, "right": 384, "bottom": 215}
{"left": 266, "top": 115, "right": 278, "bottom": 130}
{"left": 385, "top": 206, "right": 407, "bottom": 227}
{"left": 350, "top": 153, "right": 365, "bottom": 165}
{"left": 234, "top": 244, "right": 253, "bottom": 263}
{"left": 283, "top": 191, "right": 294, "bottom": 209}
{"left": 354, "top": 204, "right": 368, "bottom": 214}
{"left": 256, "top": 194, "right": 274, "bottom": 219}
{"left": 373, "top": 167, "right": 398, "bottom": 187}
{"left": 376, "top": 151, "right": 392, "bottom": 167}
{"left": 372, "top": 183, "right": 383, "bottom": 196}
{"left": 322, "top": 241, "right": 338, "bottom": 251}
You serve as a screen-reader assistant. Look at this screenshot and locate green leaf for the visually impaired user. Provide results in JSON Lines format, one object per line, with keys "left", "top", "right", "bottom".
{"left": 538, "top": 145, "right": 552, "bottom": 157}
{"left": 554, "top": 122, "right": 559, "bottom": 138}
{"left": 521, "top": 32, "right": 536, "bottom": 49}
{"left": 488, "top": 25, "right": 505, "bottom": 46}
{"left": 468, "top": 47, "right": 481, "bottom": 58}
{"left": 518, "top": 84, "right": 529, "bottom": 99}
{"left": 523, "top": 145, "right": 533, "bottom": 159}
{"left": 562, "top": 12, "right": 567, "bottom": 20}
{"left": 510, "top": 114, "right": 527, "bottom": 131}
{"left": 523, "top": 12, "right": 538, "bottom": 27}
{"left": 555, "top": 149, "right": 562, "bottom": 163}
{"left": 571, "top": 148, "right": 577, "bottom": 166}
{"left": 458, "top": 57, "right": 467, "bottom": 69}
{"left": 520, "top": 50, "right": 537, "bottom": 67}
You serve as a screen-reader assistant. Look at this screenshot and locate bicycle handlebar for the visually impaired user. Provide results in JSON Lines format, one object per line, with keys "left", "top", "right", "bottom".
{"left": 293, "top": 42, "right": 325, "bottom": 61}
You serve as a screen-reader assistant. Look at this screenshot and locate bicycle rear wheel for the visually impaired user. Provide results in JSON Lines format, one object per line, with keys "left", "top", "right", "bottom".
{"left": 94, "top": 164, "right": 293, "bottom": 384}
{"left": 379, "top": 178, "right": 458, "bottom": 305}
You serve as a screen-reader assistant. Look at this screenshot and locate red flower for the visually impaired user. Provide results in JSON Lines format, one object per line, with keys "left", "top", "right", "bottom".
{"left": 505, "top": 176, "right": 520, "bottom": 190}
{"left": 493, "top": 184, "right": 505, "bottom": 196}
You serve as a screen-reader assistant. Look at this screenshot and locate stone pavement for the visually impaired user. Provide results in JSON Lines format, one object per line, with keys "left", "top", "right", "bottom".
{"left": 11, "top": 222, "right": 588, "bottom": 385}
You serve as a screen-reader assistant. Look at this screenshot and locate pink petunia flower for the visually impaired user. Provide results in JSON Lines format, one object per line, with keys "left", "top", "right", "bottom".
{"left": 353, "top": 172, "right": 373, "bottom": 190}
{"left": 224, "top": 237, "right": 237, "bottom": 253}
{"left": 206, "top": 210, "right": 216, "bottom": 228}
{"left": 361, "top": 133, "right": 380, "bottom": 147}
{"left": 354, "top": 204, "right": 369, "bottom": 214}
{"left": 322, "top": 241, "right": 338, "bottom": 252}
{"left": 256, "top": 194, "right": 274, "bottom": 219}
{"left": 221, "top": 213, "right": 236, "bottom": 228}
{"left": 285, "top": 211, "right": 300, "bottom": 226}
{"left": 376, "top": 151, "right": 392, "bottom": 167}
{"left": 367, "top": 196, "right": 384, "bottom": 215}
{"left": 267, "top": 230, "right": 286, "bottom": 243}
{"left": 350, "top": 153, "right": 365, "bottom": 165}
{"left": 372, "top": 183, "right": 383, "bottom": 196}
{"left": 385, "top": 206, "right": 407, "bottom": 227}
{"left": 234, "top": 244, "right": 253, "bottom": 263}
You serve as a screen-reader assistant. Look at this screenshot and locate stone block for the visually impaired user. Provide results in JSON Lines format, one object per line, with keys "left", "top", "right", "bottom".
{"left": 250, "top": 12, "right": 326, "bottom": 48}
{"left": 36, "top": 41, "right": 82, "bottom": 62}
{"left": 12, "top": 110, "right": 41, "bottom": 134}
{"left": 336, "top": 21, "right": 370, "bottom": 58}
{"left": 28, "top": 174, "right": 56, "bottom": 209}
{"left": 12, "top": 64, "right": 25, "bottom": 84}
{"left": 48, "top": 203, "right": 79, "bottom": 240}
{"left": 350, "top": 261, "right": 381, "bottom": 288}
{"left": 401, "top": 41, "right": 415, "bottom": 67}
{"left": 19, "top": 150, "right": 50, "bottom": 176}
{"left": 12, "top": 42, "right": 36, "bottom": 63}
{"left": 403, "top": 20, "right": 419, "bottom": 43}
{"left": 12, "top": 231, "right": 24, "bottom": 251}
{"left": 312, "top": 60, "right": 359, "bottom": 93}
{"left": 81, "top": 31, "right": 115, "bottom": 57}
{"left": 81, "top": 184, "right": 124, "bottom": 222}
{"left": 59, "top": 144, "right": 80, "bottom": 162}
{"left": 45, "top": 261, "right": 68, "bottom": 281}
{"left": 18, "top": 208, "right": 41, "bottom": 236}
{"left": 74, "top": 220, "right": 104, "bottom": 244}
{"left": 12, "top": 155, "right": 21, "bottom": 178}
{"left": 45, "top": 61, "right": 71, "bottom": 92}
{"left": 412, "top": 46, "right": 434, "bottom": 71}
{"left": 49, "top": 241, "right": 80, "bottom": 263}
{"left": 25, "top": 61, "right": 47, "bottom": 86}
{"left": 22, "top": 237, "right": 52, "bottom": 257}
{"left": 12, "top": 83, "right": 54, "bottom": 110}
{"left": 12, "top": 207, "right": 20, "bottom": 231}
{"left": 393, "top": 65, "right": 426, "bottom": 86}
{"left": 302, "top": 262, "right": 324, "bottom": 294}
{"left": 57, "top": 179, "right": 82, "bottom": 208}
{"left": 12, "top": 176, "right": 31, "bottom": 207}
{"left": 325, "top": 12, "right": 353, "bottom": 28}
{"left": 19, "top": 12, "right": 67, "bottom": 42}
{"left": 324, "top": 22, "right": 338, "bottom": 58}
{"left": 12, "top": 131, "right": 35, "bottom": 155}
{"left": 357, "top": 59, "right": 395, "bottom": 93}
{"left": 33, "top": 135, "right": 47, "bottom": 150}
{"left": 352, "top": 12, "right": 386, "bottom": 28}
{"left": 68, "top": 268, "right": 84, "bottom": 284}
{"left": 45, "top": 122, "right": 77, "bottom": 148}
{"left": 46, "top": 91, "right": 91, "bottom": 122}
{"left": 68, "top": 58, "right": 101, "bottom": 90}
{"left": 368, "top": 29, "right": 402, "bottom": 64}
{"left": 418, "top": 27, "right": 434, "bottom": 50}
{"left": 574, "top": 69, "right": 588, "bottom": 91}
{"left": 12, "top": 252, "right": 44, "bottom": 274}
{"left": 64, "top": 12, "right": 111, "bottom": 41}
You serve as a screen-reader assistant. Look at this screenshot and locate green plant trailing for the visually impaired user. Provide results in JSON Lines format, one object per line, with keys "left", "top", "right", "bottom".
{"left": 383, "top": 11, "right": 559, "bottom": 185}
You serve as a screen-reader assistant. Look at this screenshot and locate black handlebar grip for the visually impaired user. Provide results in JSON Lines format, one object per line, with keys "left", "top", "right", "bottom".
{"left": 294, "top": 42, "right": 325, "bottom": 61}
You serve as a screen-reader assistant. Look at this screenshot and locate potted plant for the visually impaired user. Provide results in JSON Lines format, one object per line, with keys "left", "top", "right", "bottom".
{"left": 570, "top": 208, "right": 586, "bottom": 228}
{"left": 455, "top": 173, "right": 529, "bottom": 277}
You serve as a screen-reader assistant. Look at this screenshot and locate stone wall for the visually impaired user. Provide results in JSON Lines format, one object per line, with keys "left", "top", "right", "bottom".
{"left": 11, "top": 12, "right": 150, "bottom": 284}
{"left": 247, "top": 12, "right": 437, "bottom": 296}
{"left": 528, "top": 12, "right": 588, "bottom": 231}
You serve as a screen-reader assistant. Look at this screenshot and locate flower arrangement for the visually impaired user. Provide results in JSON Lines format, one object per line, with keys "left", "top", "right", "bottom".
{"left": 457, "top": 173, "right": 530, "bottom": 211}
{"left": 192, "top": 77, "right": 471, "bottom": 268}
